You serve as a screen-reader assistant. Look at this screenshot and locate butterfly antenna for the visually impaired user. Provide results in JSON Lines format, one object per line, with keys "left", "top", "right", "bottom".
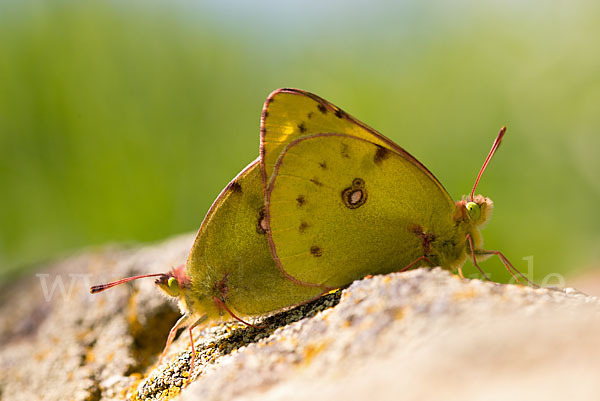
{"left": 470, "top": 126, "right": 507, "bottom": 201}
{"left": 90, "top": 273, "right": 166, "bottom": 294}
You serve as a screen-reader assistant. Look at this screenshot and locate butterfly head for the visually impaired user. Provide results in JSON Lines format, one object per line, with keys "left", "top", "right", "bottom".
{"left": 457, "top": 194, "right": 493, "bottom": 227}
{"left": 154, "top": 264, "right": 190, "bottom": 298}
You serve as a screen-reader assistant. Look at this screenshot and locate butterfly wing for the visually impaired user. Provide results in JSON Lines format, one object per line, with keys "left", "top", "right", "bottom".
{"left": 266, "top": 134, "right": 457, "bottom": 288}
{"left": 260, "top": 88, "right": 448, "bottom": 199}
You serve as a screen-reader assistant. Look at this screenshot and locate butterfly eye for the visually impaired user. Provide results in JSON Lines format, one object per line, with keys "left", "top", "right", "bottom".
{"left": 168, "top": 277, "right": 179, "bottom": 290}
{"left": 466, "top": 202, "right": 481, "bottom": 222}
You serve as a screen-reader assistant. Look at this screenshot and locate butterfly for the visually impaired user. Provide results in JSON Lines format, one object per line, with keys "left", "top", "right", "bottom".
{"left": 90, "top": 88, "right": 533, "bottom": 378}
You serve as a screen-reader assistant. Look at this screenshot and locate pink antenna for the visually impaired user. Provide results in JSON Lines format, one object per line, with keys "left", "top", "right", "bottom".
{"left": 90, "top": 273, "right": 166, "bottom": 294}
{"left": 470, "top": 126, "right": 507, "bottom": 201}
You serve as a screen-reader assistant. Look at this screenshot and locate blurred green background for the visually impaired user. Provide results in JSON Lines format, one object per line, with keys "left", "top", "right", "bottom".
{"left": 1, "top": 0, "right": 599, "bottom": 284}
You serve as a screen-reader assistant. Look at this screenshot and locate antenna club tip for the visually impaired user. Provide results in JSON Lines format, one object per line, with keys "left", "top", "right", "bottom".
{"left": 90, "top": 286, "right": 102, "bottom": 294}
{"left": 498, "top": 126, "right": 507, "bottom": 139}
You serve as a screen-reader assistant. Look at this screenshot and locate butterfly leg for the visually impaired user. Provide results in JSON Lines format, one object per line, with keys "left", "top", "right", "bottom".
{"left": 457, "top": 266, "right": 465, "bottom": 279}
{"left": 212, "top": 296, "right": 267, "bottom": 329}
{"left": 475, "top": 249, "right": 538, "bottom": 288}
{"left": 187, "top": 314, "right": 208, "bottom": 375}
{"left": 158, "top": 314, "right": 190, "bottom": 366}
{"left": 398, "top": 255, "right": 433, "bottom": 272}
{"left": 466, "top": 234, "right": 537, "bottom": 287}
{"left": 465, "top": 234, "right": 494, "bottom": 282}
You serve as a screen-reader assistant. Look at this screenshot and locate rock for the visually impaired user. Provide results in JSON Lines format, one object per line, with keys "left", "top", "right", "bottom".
{"left": 567, "top": 266, "right": 600, "bottom": 297}
{"left": 1, "top": 234, "right": 599, "bottom": 401}
{"left": 0, "top": 234, "right": 192, "bottom": 401}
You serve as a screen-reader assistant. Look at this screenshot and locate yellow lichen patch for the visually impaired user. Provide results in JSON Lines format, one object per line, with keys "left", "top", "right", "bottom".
{"left": 453, "top": 288, "right": 478, "bottom": 301}
{"left": 127, "top": 290, "right": 141, "bottom": 329}
{"left": 125, "top": 371, "right": 147, "bottom": 400}
{"left": 342, "top": 318, "right": 352, "bottom": 328}
{"left": 160, "top": 386, "right": 182, "bottom": 400}
{"left": 301, "top": 340, "right": 330, "bottom": 367}
{"left": 392, "top": 307, "right": 405, "bottom": 320}
{"left": 83, "top": 386, "right": 101, "bottom": 401}
{"left": 366, "top": 304, "right": 381, "bottom": 314}
{"left": 34, "top": 347, "right": 50, "bottom": 361}
{"left": 128, "top": 368, "right": 185, "bottom": 401}
{"left": 85, "top": 349, "right": 96, "bottom": 363}
{"left": 75, "top": 328, "right": 93, "bottom": 341}
{"left": 124, "top": 374, "right": 143, "bottom": 400}
{"left": 129, "top": 373, "right": 143, "bottom": 381}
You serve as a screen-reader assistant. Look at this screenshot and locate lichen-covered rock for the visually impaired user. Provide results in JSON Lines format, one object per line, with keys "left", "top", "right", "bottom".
{"left": 178, "top": 268, "right": 600, "bottom": 401}
{"left": 0, "top": 235, "right": 192, "bottom": 401}
{"left": 1, "top": 234, "right": 599, "bottom": 401}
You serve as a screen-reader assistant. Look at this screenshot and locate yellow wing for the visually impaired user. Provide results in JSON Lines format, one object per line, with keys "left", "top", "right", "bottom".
{"left": 266, "top": 134, "right": 457, "bottom": 289}
{"left": 260, "top": 88, "right": 449, "bottom": 201}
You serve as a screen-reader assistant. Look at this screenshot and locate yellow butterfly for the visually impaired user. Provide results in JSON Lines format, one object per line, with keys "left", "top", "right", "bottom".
{"left": 90, "top": 88, "right": 533, "bottom": 377}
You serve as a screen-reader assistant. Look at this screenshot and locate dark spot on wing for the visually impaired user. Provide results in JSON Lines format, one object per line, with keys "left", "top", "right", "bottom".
{"left": 374, "top": 145, "right": 390, "bottom": 165}
{"left": 299, "top": 221, "right": 309, "bottom": 232}
{"left": 298, "top": 122, "right": 307, "bottom": 133}
{"left": 409, "top": 224, "right": 436, "bottom": 254}
{"left": 229, "top": 181, "right": 242, "bottom": 193}
{"left": 342, "top": 177, "right": 367, "bottom": 209}
{"left": 409, "top": 224, "right": 423, "bottom": 235}
{"left": 296, "top": 195, "right": 306, "bottom": 206}
{"left": 307, "top": 112, "right": 314, "bottom": 119}
{"left": 319, "top": 161, "right": 327, "bottom": 169}
{"left": 341, "top": 143, "right": 350, "bottom": 159}
{"left": 310, "top": 245, "right": 322, "bottom": 257}
{"left": 256, "top": 207, "right": 267, "bottom": 234}
{"left": 263, "top": 111, "right": 269, "bottom": 119}
{"left": 334, "top": 108, "right": 343, "bottom": 119}
{"left": 310, "top": 178, "right": 323, "bottom": 187}
{"left": 318, "top": 104, "right": 327, "bottom": 114}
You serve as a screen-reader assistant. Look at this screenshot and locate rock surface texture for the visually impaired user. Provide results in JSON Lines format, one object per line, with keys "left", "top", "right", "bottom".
{"left": 1, "top": 234, "right": 599, "bottom": 401}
